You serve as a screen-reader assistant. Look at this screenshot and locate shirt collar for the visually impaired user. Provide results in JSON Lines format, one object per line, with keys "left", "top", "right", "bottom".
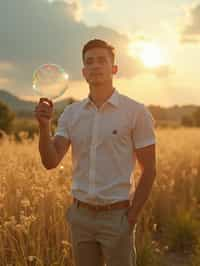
{"left": 82, "top": 88, "right": 119, "bottom": 109}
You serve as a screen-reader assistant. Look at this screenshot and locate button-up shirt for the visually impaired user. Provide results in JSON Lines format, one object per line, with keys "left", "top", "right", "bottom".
{"left": 55, "top": 89, "right": 156, "bottom": 205}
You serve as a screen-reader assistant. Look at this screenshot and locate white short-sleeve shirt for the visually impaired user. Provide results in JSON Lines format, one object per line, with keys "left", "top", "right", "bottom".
{"left": 55, "top": 89, "right": 156, "bottom": 205}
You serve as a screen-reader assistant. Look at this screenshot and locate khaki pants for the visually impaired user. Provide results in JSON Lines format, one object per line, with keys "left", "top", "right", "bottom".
{"left": 66, "top": 200, "right": 137, "bottom": 266}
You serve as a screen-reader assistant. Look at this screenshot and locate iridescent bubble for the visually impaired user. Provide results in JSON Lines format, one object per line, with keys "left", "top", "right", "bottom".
{"left": 32, "top": 64, "right": 69, "bottom": 100}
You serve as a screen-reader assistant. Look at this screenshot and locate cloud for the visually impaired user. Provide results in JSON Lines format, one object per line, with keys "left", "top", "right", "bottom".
{"left": 63, "top": 0, "right": 83, "bottom": 21}
{"left": 0, "top": 0, "right": 172, "bottom": 96}
{"left": 47, "top": 0, "right": 82, "bottom": 21}
{"left": 0, "top": 78, "right": 14, "bottom": 88}
{"left": 0, "top": 62, "right": 15, "bottom": 73}
{"left": 0, "top": 62, "right": 16, "bottom": 88}
{"left": 152, "top": 65, "right": 174, "bottom": 78}
{"left": 90, "top": 0, "right": 108, "bottom": 12}
{"left": 180, "top": 3, "right": 200, "bottom": 43}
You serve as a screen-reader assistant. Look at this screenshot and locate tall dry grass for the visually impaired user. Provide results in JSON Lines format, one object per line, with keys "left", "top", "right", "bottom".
{"left": 136, "top": 128, "right": 200, "bottom": 265}
{"left": 0, "top": 128, "right": 200, "bottom": 265}
{"left": 0, "top": 132, "right": 73, "bottom": 265}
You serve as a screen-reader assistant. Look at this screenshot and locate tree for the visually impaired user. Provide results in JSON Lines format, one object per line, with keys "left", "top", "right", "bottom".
{"left": 148, "top": 105, "right": 167, "bottom": 121}
{"left": 181, "top": 115, "right": 194, "bottom": 127}
{"left": 193, "top": 108, "right": 200, "bottom": 127}
{"left": 0, "top": 100, "right": 15, "bottom": 133}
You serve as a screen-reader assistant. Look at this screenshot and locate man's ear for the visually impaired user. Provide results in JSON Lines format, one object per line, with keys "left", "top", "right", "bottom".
{"left": 112, "top": 65, "right": 118, "bottom": 75}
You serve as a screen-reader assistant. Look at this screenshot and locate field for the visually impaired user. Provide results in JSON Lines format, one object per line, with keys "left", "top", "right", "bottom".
{"left": 0, "top": 128, "right": 200, "bottom": 266}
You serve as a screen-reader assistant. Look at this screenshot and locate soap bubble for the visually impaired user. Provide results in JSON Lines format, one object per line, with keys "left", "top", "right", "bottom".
{"left": 32, "top": 63, "right": 69, "bottom": 100}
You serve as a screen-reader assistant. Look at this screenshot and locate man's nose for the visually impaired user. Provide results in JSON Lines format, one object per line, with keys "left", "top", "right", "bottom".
{"left": 91, "top": 61, "right": 101, "bottom": 69}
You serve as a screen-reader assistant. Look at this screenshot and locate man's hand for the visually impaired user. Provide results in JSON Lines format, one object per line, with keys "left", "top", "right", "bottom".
{"left": 127, "top": 209, "right": 138, "bottom": 226}
{"left": 34, "top": 98, "right": 54, "bottom": 128}
{"left": 127, "top": 209, "right": 138, "bottom": 231}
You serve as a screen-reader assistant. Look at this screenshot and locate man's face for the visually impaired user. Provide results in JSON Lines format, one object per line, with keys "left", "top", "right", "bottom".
{"left": 82, "top": 47, "right": 118, "bottom": 86}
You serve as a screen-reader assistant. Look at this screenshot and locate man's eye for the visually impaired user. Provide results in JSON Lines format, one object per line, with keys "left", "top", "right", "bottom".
{"left": 99, "top": 58, "right": 106, "bottom": 64}
{"left": 86, "top": 59, "right": 93, "bottom": 65}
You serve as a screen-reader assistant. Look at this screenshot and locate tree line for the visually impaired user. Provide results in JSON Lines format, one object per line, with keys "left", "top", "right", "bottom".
{"left": 0, "top": 100, "right": 200, "bottom": 140}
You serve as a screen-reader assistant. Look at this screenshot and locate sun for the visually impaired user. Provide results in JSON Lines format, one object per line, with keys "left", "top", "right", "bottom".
{"left": 140, "top": 43, "right": 163, "bottom": 68}
{"left": 128, "top": 41, "right": 165, "bottom": 68}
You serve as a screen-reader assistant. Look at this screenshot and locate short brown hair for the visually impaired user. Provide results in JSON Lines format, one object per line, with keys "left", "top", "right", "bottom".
{"left": 82, "top": 39, "right": 115, "bottom": 64}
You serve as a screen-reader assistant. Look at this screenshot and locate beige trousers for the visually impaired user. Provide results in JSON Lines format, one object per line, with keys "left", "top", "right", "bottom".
{"left": 66, "top": 200, "right": 137, "bottom": 266}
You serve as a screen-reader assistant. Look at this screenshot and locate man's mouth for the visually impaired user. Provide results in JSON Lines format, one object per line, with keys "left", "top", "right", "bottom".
{"left": 91, "top": 72, "right": 103, "bottom": 75}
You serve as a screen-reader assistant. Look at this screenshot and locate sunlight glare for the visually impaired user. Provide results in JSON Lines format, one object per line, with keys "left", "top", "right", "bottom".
{"left": 128, "top": 41, "right": 166, "bottom": 68}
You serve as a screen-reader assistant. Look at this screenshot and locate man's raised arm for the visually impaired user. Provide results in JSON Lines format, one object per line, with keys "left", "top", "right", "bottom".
{"left": 34, "top": 98, "right": 70, "bottom": 169}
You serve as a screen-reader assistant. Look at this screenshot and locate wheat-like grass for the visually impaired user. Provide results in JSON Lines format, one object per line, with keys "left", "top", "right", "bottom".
{"left": 0, "top": 128, "right": 200, "bottom": 265}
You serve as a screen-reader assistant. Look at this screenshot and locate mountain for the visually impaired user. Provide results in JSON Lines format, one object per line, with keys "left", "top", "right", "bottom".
{"left": 0, "top": 90, "right": 76, "bottom": 117}
{"left": 0, "top": 90, "right": 35, "bottom": 115}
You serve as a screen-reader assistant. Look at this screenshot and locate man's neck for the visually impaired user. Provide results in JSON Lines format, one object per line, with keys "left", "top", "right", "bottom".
{"left": 88, "top": 84, "right": 114, "bottom": 108}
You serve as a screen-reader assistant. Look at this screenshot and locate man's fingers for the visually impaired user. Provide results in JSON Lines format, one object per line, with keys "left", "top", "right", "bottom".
{"left": 35, "top": 107, "right": 53, "bottom": 113}
{"left": 35, "top": 113, "right": 51, "bottom": 120}
{"left": 39, "top": 97, "right": 53, "bottom": 107}
{"left": 35, "top": 110, "right": 52, "bottom": 117}
{"left": 34, "top": 98, "right": 54, "bottom": 124}
{"left": 35, "top": 102, "right": 53, "bottom": 113}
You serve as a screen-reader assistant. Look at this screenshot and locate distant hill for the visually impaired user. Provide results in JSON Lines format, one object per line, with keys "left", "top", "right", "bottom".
{"left": 0, "top": 89, "right": 199, "bottom": 122}
{"left": 0, "top": 90, "right": 76, "bottom": 117}
{"left": 0, "top": 90, "right": 36, "bottom": 115}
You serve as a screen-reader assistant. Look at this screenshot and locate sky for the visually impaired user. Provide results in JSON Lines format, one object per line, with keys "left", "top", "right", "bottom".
{"left": 0, "top": 0, "right": 199, "bottom": 106}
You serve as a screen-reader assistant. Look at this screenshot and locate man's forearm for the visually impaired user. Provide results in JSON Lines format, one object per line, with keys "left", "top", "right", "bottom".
{"left": 129, "top": 170, "right": 156, "bottom": 222}
{"left": 39, "top": 125, "right": 58, "bottom": 169}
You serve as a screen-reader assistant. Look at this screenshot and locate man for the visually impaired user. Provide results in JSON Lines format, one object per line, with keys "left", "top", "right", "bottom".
{"left": 35, "top": 39, "right": 156, "bottom": 266}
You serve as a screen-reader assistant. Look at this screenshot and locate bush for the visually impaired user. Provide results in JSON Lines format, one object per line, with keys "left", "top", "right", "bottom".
{"left": 12, "top": 118, "right": 39, "bottom": 140}
{"left": 181, "top": 115, "right": 194, "bottom": 127}
{"left": 0, "top": 100, "right": 15, "bottom": 133}
{"left": 193, "top": 108, "right": 200, "bottom": 127}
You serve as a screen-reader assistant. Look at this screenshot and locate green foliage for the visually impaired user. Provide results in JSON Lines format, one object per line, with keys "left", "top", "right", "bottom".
{"left": 136, "top": 232, "right": 166, "bottom": 266}
{"left": 149, "top": 105, "right": 168, "bottom": 121}
{"left": 164, "top": 211, "right": 200, "bottom": 253}
{"left": 190, "top": 238, "right": 200, "bottom": 266}
{"left": 181, "top": 115, "right": 194, "bottom": 127}
{"left": 12, "top": 118, "right": 39, "bottom": 140}
{"left": 0, "top": 100, "right": 15, "bottom": 133}
{"left": 193, "top": 107, "right": 200, "bottom": 127}
{"left": 155, "top": 120, "right": 180, "bottom": 128}
{"left": 178, "top": 107, "right": 200, "bottom": 127}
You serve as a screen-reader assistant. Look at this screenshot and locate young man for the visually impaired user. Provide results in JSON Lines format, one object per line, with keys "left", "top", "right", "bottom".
{"left": 35, "top": 39, "right": 156, "bottom": 266}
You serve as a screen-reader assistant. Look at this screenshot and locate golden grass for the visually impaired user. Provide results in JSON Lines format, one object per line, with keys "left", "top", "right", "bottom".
{"left": 0, "top": 133, "right": 73, "bottom": 265}
{"left": 0, "top": 128, "right": 200, "bottom": 265}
